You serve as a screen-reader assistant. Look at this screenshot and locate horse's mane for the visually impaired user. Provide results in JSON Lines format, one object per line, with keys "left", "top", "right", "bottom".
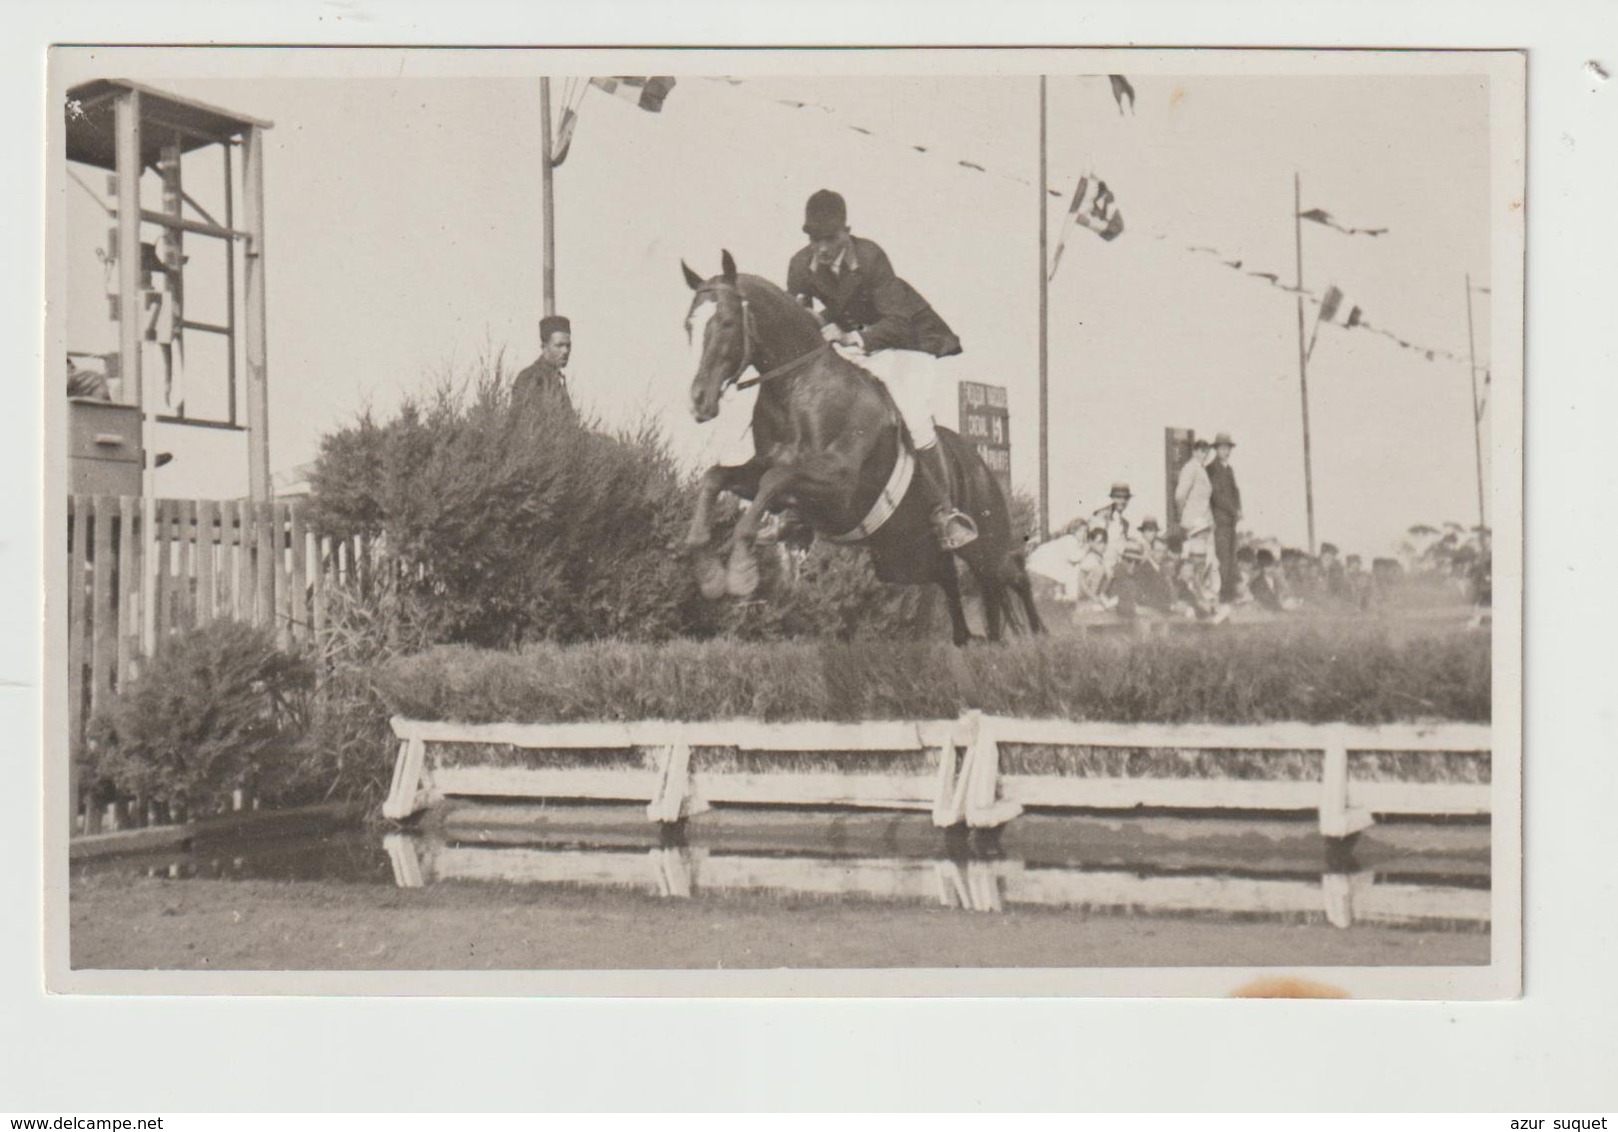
{"left": 736, "top": 273, "right": 824, "bottom": 352}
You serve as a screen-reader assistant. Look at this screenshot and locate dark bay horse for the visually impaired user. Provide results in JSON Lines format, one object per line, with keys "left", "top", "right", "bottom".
{"left": 680, "top": 251, "right": 1043, "bottom": 646}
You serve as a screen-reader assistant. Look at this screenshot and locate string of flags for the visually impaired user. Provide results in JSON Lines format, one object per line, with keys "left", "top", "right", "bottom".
{"left": 557, "top": 74, "right": 1476, "bottom": 372}
{"left": 552, "top": 76, "right": 677, "bottom": 167}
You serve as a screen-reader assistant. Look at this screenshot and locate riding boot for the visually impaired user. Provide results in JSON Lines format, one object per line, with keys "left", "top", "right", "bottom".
{"left": 916, "top": 443, "right": 978, "bottom": 551}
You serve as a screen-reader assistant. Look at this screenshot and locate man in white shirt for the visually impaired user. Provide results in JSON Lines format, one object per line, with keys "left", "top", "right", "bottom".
{"left": 1174, "top": 439, "right": 1219, "bottom": 605}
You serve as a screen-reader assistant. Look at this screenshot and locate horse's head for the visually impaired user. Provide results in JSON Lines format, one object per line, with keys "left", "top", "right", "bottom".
{"left": 681, "top": 250, "right": 753, "bottom": 423}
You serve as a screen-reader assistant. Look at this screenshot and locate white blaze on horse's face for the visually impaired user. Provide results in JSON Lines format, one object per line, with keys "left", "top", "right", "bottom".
{"left": 686, "top": 296, "right": 722, "bottom": 423}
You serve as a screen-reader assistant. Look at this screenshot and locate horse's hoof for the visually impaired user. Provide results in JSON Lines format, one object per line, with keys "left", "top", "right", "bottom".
{"left": 726, "top": 543, "right": 760, "bottom": 597}
{"left": 694, "top": 551, "right": 727, "bottom": 600}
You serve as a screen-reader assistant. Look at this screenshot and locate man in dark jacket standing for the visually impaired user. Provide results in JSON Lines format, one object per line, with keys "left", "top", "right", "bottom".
{"left": 785, "top": 189, "right": 977, "bottom": 550}
{"left": 513, "top": 314, "right": 576, "bottom": 421}
{"left": 1207, "top": 431, "right": 1243, "bottom": 603}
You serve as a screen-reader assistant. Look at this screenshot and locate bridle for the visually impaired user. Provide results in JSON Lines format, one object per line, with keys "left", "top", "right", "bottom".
{"left": 692, "top": 281, "right": 830, "bottom": 394}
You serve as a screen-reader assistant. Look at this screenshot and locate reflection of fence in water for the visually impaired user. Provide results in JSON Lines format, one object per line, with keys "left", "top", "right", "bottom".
{"left": 382, "top": 835, "right": 1489, "bottom": 932}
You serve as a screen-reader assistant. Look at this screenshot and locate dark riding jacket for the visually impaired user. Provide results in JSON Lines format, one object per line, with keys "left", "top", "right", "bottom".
{"left": 786, "top": 236, "right": 962, "bottom": 358}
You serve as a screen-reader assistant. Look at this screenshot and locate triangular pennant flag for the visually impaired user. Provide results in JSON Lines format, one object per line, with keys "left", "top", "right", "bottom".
{"left": 552, "top": 106, "right": 578, "bottom": 167}
{"left": 1108, "top": 75, "right": 1136, "bottom": 115}
{"left": 1299, "top": 207, "right": 1387, "bottom": 237}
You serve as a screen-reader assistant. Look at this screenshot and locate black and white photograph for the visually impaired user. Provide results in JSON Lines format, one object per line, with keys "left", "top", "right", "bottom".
{"left": 44, "top": 46, "right": 1524, "bottom": 1000}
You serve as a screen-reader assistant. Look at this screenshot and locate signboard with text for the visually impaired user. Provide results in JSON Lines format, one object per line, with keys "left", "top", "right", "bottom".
{"left": 958, "top": 381, "right": 1012, "bottom": 501}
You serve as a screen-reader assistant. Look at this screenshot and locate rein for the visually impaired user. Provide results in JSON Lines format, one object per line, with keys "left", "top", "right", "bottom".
{"left": 735, "top": 342, "right": 831, "bottom": 389}
{"left": 694, "top": 281, "right": 830, "bottom": 392}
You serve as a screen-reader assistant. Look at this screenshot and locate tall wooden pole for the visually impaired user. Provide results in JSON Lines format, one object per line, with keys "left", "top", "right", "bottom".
{"left": 1465, "top": 274, "right": 1487, "bottom": 530}
{"left": 540, "top": 77, "right": 557, "bottom": 318}
{"left": 242, "top": 125, "right": 272, "bottom": 503}
{"left": 1294, "top": 172, "right": 1317, "bottom": 555}
{"left": 1038, "top": 75, "right": 1050, "bottom": 541}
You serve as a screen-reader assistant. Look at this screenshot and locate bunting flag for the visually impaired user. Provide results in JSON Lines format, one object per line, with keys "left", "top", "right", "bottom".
{"left": 1298, "top": 207, "right": 1387, "bottom": 237}
{"left": 589, "top": 76, "right": 677, "bottom": 113}
{"left": 1049, "top": 175, "right": 1124, "bottom": 279}
{"left": 1108, "top": 75, "right": 1136, "bottom": 115}
{"left": 1317, "top": 285, "right": 1363, "bottom": 327}
{"left": 552, "top": 106, "right": 578, "bottom": 166}
{"left": 696, "top": 76, "right": 1470, "bottom": 371}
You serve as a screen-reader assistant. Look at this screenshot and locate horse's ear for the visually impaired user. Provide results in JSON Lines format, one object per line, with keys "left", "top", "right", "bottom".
{"left": 681, "top": 261, "right": 704, "bottom": 291}
{"left": 720, "top": 249, "right": 738, "bottom": 284}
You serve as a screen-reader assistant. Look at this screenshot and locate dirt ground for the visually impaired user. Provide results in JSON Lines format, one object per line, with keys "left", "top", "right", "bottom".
{"left": 70, "top": 873, "right": 1488, "bottom": 971}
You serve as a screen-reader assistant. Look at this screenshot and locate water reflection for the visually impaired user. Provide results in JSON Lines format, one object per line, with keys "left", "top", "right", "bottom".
{"left": 76, "top": 812, "right": 1489, "bottom": 933}
{"left": 382, "top": 828, "right": 1490, "bottom": 932}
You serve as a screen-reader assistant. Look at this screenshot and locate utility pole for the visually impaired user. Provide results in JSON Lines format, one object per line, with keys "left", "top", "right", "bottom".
{"left": 1293, "top": 172, "right": 1317, "bottom": 555}
{"left": 540, "top": 77, "right": 557, "bottom": 318}
{"left": 1037, "top": 75, "right": 1050, "bottom": 541}
{"left": 1465, "top": 274, "right": 1487, "bottom": 530}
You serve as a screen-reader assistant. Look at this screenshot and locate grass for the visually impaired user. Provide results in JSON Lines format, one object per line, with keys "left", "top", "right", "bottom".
{"left": 376, "top": 622, "right": 1488, "bottom": 728}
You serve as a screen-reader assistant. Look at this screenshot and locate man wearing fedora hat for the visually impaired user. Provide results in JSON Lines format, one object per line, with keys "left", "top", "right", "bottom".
{"left": 513, "top": 313, "right": 576, "bottom": 421}
{"left": 1090, "top": 482, "right": 1134, "bottom": 569}
{"left": 785, "top": 189, "right": 977, "bottom": 551}
{"left": 1207, "top": 432, "right": 1243, "bottom": 603}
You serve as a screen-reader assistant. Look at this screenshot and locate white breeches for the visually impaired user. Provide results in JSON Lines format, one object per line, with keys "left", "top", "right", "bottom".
{"left": 851, "top": 348, "right": 950, "bottom": 451}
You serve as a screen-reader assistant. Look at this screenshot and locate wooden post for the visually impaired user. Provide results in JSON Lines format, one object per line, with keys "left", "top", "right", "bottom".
{"left": 540, "top": 77, "right": 557, "bottom": 319}
{"left": 178, "top": 498, "right": 197, "bottom": 630}
{"left": 90, "top": 496, "right": 115, "bottom": 716}
{"left": 1294, "top": 172, "right": 1317, "bottom": 556}
{"left": 116, "top": 495, "right": 137, "bottom": 693}
{"left": 289, "top": 502, "right": 307, "bottom": 643}
{"left": 235, "top": 499, "right": 253, "bottom": 621}
{"left": 1319, "top": 729, "right": 1373, "bottom": 838}
{"left": 256, "top": 498, "right": 276, "bottom": 635}
{"left": 68, "top": 498, "right": 88, "bottom": 834}
{"left": 114, "top": 91, "right": 143, "bottom": 416}
{"left": 196, "top": 498, "right": 216, "bottom": 625}
{"left": 1465, "top": 274, "right": 1487, "bottom": 531}
{"left": 1037, "top": 75, "right": 1050, "bottom": 541}
{"left": 152, "top": 499, "right": 171, "bottom": 641}
{"left": 310, "top": 532, "right": 328, "bottom": 660}
{"left": 223, "top": 142, "right": 238, "bottom": 427}
{"left": 242, "top": 126, "right": 272, "bottom": 502}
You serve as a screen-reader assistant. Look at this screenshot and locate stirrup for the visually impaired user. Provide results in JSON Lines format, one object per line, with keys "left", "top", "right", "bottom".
{"left": 933, "top": 508, "right": 979, "bottom": 551}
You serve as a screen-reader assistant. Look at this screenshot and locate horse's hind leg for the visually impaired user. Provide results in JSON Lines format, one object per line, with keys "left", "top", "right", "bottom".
{"left": 937, "top": 556, "right": 972, "bottom": 647}
{"left": 973, "top": 563, "right": 1005, "bottom": 642}
{"left": 1015, "top": 572, "right": 1046, "bottom": 635}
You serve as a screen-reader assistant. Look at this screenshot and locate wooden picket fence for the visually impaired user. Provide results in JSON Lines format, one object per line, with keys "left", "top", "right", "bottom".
{"left": 66, "top": 493, "right": 379, "bottom": 836}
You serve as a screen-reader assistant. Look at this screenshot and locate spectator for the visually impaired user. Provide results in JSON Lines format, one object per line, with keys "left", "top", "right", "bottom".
{"left": 1090, "top": 483, "right": 1133, "bottom": 569}
{"left": 1346, "top": 554, "right": 1374, "bottom": 611}
{"left": 1320, "top": 542, "right": 1349, "bottom": 601}
{"left": 1073, "top": 527, "right": 1116, "bottom": 613}
{"left": 1234, "top": 545, "right": 1257, "bottom": 605}
{"left": 1250, "top": 549, "right": 1287, "bottom": 612}
{"left": 513, "top": 314, "right": 577, "bottom": 421}
{"left": 1207, "top": 433, "right": 1243, "bottom": 604}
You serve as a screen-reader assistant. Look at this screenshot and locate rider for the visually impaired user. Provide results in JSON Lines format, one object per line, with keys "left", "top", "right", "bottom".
{"left": 785, "top": 189, "right": 978, "bottom": 551}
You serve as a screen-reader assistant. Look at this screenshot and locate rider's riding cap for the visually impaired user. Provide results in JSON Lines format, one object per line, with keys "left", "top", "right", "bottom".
{"left": 803, "top": 189, "right": 848, "bottom": 240}
{"left": 540, "top": 315, "right": 572, "bottom": 340}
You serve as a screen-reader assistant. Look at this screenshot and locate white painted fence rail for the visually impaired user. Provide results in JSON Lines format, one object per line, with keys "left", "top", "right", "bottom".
{"left": 383, "top": 712, "right": 1491, "bottom": 836}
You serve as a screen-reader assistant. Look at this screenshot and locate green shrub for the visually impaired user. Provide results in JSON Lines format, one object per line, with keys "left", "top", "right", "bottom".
{"left": 374, "top": 623, "right": 1489, "bottom": 726}
{"left": 87, "top": 621, "right": 317, "bottom": 813}
{"left": 307, "top": 353, "right": 947, "bottom": 647}
{"left": 305, "top": 574, "right": 436, "bottom": 818}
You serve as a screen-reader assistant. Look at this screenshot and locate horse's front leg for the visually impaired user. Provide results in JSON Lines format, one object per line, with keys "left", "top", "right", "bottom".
{"left": 724, "top": 464, "right": 799, "bottom": 597}
{"left": 687, "top": 462, "right": 762, "bottom": 599}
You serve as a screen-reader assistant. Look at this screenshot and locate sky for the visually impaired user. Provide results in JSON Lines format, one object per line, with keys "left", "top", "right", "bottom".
{"left": 61, "top": 60, "right": 1499, "bottom": 557}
